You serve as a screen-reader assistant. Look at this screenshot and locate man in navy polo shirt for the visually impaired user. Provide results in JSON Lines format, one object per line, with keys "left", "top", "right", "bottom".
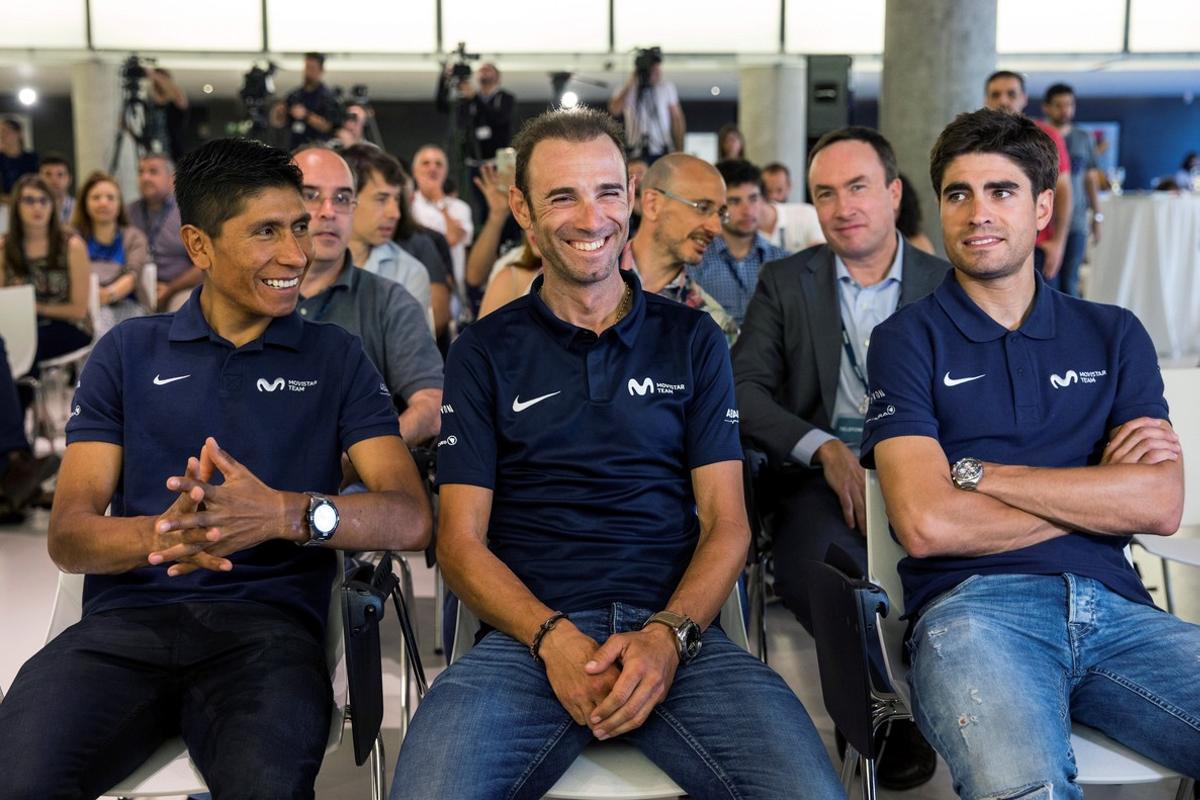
{"left": 862, "top": 108, "right": 1200, "bottom": 796}
{"left": 0, "top": 138, "right": 432, "bottom": 799}
{"left": 392, "top": 109, "right": 842, "bottom": 799}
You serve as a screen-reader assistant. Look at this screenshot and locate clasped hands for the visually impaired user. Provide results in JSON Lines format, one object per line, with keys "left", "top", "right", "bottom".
{"left": 149, "top": 436, "right": 293, "bottom": 577}
{"left": 540, "top": 619, "right": 681, "bottom": 741}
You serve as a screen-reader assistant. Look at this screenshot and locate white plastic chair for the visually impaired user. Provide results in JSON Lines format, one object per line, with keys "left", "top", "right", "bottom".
{"left": 44, "top": 551, "right": 386, "bottom": 799}
{"left": 1135, "top": 367, "right": 1200, "bottom": 614}
{"left": 139, "top": 261, "right": 158, "bottom": 314}
{"left": 0, "top": 284, "right": 37, "bottom": 379}
{"left": 444, "top": 589, "right": 755, "bottom": 800}
{"left": 865, "top": 471, "right": 1191, "bottom": 796}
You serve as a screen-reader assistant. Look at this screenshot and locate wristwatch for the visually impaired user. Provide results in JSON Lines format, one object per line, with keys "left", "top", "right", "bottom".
{"left": 1092, "top": 212, "right": 1104, "bottom": 223}
{"left": 303, "top": 492, "right": 340, "bottom": 545}
{"left": 643, "top": 611, "right": 702, "bottom": 665}
{"left": 950, "top": 457, "right": 984, "bottom": 491}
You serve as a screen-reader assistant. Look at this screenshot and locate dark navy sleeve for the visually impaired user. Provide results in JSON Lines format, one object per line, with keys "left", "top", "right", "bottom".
{"left": 860, "top": 316, "right": 939, "bottom": 468}
{"left": 1107, "top": 310, "right": 1169, "bottom": 430}
{"left": 435, "top": 329, "right": 497, "bottom": 489}
{"left": 65, "top": 328, "right": 124, "bottom": 447}
{"left": 684, "top": 316, "right": 743, "bottom": 469}
{"left": 338, "top": 335, "right": 402, "bottom": 450}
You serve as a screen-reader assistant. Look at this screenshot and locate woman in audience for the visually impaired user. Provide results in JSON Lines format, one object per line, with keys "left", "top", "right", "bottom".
{"left": 393, "top": 162, "right": 453, "bottom": 341}
{"left": 477, "top": 240, "right": 542, "bottom": 318}
{"left": 70, "top": 171, "right": 149, "bottom": 337}
{"left": 718, "top": 123, "right": 746, "bottom": 161}
{"left": 0, "top": 175, "right": 91, "bottom": 363}
{"left": 897, "top": 173, "right": 935, "bottom": 254}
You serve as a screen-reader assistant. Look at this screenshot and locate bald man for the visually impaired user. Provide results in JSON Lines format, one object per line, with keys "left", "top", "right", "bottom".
{"left": 621, "top": 154, "right": 739, "bottom": 344}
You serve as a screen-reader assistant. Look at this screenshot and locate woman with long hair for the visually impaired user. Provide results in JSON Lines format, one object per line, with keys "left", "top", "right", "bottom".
{"left": 717, "top": 123, "right": 746, "bottom": 161}
{"left": 70, "top": 171, "right": 149, "bottom": 337}
{"left": 0, "top": 174, "right": 91, "bottom": 363}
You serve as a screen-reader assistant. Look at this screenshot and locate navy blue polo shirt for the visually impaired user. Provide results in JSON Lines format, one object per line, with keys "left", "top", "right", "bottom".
{"left": 861, "top": 270, "right": 1166, "bottom": 617}
{"left": 65, "top": 287, "right": 399, "bottom": 632}
{"left": 437, "top": 270, "right": 743, "bottom": 614}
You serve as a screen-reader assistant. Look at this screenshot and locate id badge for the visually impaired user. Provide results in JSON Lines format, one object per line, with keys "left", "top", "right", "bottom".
{"left": 834, "top": 415, "right": 864, "bottom": 448}
{"left": 475, "top": 125, "right": 493, "bottom": 141}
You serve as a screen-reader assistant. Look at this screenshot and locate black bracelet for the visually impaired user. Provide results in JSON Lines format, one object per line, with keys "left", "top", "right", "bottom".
{"left": 529, "top": 611, "right": 568, "bottom": 663}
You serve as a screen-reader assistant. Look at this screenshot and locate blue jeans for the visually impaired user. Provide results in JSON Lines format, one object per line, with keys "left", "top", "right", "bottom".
{"left": 0, "top": 602, "right": 331, "bottom": 800}
{"left": 1057, "top": 229, "right": 1087, "bottom": 297}
{"left": 393, "top": 602, "right": 844, "bottom": 799}
{"left": 908, "top": 574, "right": 1200, "bottom": 799}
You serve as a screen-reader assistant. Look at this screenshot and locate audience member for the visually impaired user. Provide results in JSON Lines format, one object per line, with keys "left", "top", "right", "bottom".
{"left": 340, "top": 144, "right": 432, "bottom": 313}
{"left": 863, "top": 106, "right": 1200, "bottom": 796}
{"left": 274, "top": 52, "right": 342, "bottom": 150}
{"left": 334, "top": 102, "right": 369, "bottom": 149}
{"left": 392, "top": 107, "right": 843, "bottom": 800}
{"left": 627, "top": 156, "right": 649, "bottom": 237}
{"left": 759, "top": 184, "right": 824, "bottom": 254}
{"left": 294, "top": 146, "right": 444, "bottom": 445}
{"left": 0, "top": 175, "right": 91, "bottom": 363}
{"left": 984, "top": 70, "right": 1072, "bottom": 283}
{"left": 621, "top": 153, "right": 739, "bottom": 344}
{"left": 896, "top": 173, "right": 936, "bottom": 254}
{"left": 464, "top": 161, "right": 523, "bottom": 294}
{"left": 71, "top": 171, "right": 150, "bottom": 337}
{"left": 688, "top": 159, "right": 788, "bottom": 325}
{"left": 392, "top": 166, "right": 453, "bottom": 340}
{"left": 0, "top": 335, "right": 59, "bottom": 517}
{"left": 145, "top": 68, "right": 189, "bottom": 162}
{"left": 0, "top": 117, "right": 38, "bottom": 200}
{"left": 732, "top": 126, "right": 946, "bottom": 790}
{"left": 476, "top": 239, "right": 541, "bottom": 318}
{"left": 1043, "top": 83, "right": 1100, "bottom": 297}
{"left": 126, "top": 154, "right": 196, "bottom": 311}
{"left": 38, "top": 153, "right": 74, "bottom": 226}
{"left": 410, "top": 145, "right": 474, "bottom": 312}
{"left": 608, "top": 50, "right": 685, "bottom": 162}
{"left": 0, "top": 137, "right": 431, "bottom": 799}
{"left": 1175, "top": 151, "right": 1198, "bottom": 190}
{"left": 761, "top": 162, "right": 792, "bottom": 202}
{"left": 717, "top": 122, "right": 745, "bottom": 161}
{"left": 436, "top": 62, "right": 515, "bottom": 164}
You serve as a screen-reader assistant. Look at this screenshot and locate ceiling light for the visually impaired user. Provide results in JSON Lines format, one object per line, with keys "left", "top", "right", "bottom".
{"left": 560, "top": 90, "right": 579, "bottom": 109}
{"left": 17, "top": 87, "right": 37, "bottom": 106}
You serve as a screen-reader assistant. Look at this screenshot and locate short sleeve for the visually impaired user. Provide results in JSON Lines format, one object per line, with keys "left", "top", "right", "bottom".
{"left": 65, "top": 328, "right": 124, "bottom": 446}
{"left": 451, "top": 199, "right": 475, "bottom": 246}
{"left": 664, "top": 82, "right": 680, "bottom": 107}
{"left": 382, "top": 286, "right": 444, "bottom": 399}
{"left": 435, "top": 329, "right": 498, "bottom": 489}
{"left": 1107, "top": 310, "right": 1169, "bottom": 430}
{"left": 338, "top": 335, "right": 402, "bottom": 450}
{"left": 859, "top": 318, "right": 939, "bottom": 468}
{"left": 684, "top": 316, "right": 743, "bottom": 469}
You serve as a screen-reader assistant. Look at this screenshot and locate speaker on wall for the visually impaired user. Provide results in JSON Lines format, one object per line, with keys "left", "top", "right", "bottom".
{"left": 806, "top": 55, "right": 853, "bottom": 140}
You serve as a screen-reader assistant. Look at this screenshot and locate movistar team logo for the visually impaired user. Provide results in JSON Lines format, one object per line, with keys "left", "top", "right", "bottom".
{"left": 257, "top": 378, "right": 285, "bottom": 392}
{"left": 628, "top": 377, "right": 654, "bottom": 396}
{"left": 257, "top": 377, "right": 319, "bottom": 393}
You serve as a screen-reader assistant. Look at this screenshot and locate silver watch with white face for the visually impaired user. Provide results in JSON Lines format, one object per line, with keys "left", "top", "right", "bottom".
{"left": 304, "top": 493, "right": 339, "bottom": 545}
{"left": 951, "top": 457, "right": 984, "bottom": 491}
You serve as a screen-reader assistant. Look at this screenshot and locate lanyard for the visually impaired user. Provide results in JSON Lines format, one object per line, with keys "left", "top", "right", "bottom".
{"left": 840, "top": 324, "right": 868, "bottom": 393}
{"left": 138, "top": 199, "right": 172, "bottom": 263}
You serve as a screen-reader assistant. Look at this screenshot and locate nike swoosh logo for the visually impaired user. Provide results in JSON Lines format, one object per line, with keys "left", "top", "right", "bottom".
{"left": 153, "top": 374, "right": 191, "bottom": 386}
{"left": 943, "top": 372, "right": 985, "bottom": 387}
{"left": 512, "top": 391, "right": 561, "bottom": 413}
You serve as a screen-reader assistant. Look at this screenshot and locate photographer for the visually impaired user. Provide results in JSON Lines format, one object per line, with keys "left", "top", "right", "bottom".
{"left": 145, "top": 68, "right": 188, "bottom": 162}
{"left": 272, "top": 52, "right": 341, "bottom": 150}
{"left": 435, "top": 61, "right": 515, "bottom": 163}
{"left": 607, "top": 48, "right": 685, "bottom": 163}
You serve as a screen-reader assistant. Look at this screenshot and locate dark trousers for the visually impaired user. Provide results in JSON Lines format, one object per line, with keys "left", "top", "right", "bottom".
{"left": 0, "top": 336, "right": 28, "bottom": 454}
{"left": 0, "top": 601, "right": 331, "bottom": 800}
{"left": 34, "top": 318, "right": 90, "bottom": 364}
{"left": 765, "top": 467, "right": 867, "bottom": 635}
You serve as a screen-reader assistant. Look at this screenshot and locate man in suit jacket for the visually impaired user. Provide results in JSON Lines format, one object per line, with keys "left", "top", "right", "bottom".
{"left": 732, "top": 126, "right": 949, "bottom": 790}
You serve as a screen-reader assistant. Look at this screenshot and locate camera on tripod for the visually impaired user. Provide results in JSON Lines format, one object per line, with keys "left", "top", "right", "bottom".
{"left": 120, "top": 54, "right": 157, "bottom": 98}
{"left": 445, "top": 41, "right": 479, "bottom": 84}
{"left": 634, "top": 46, "right": 662, "bottom": 91}
{"left": 235, "top": 60, "right": 278, "bottom": 137}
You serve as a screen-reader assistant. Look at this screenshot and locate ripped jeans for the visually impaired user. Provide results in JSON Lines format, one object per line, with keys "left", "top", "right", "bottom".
{"left": 907, "top": 573, "right": 1200, "bottom": 799}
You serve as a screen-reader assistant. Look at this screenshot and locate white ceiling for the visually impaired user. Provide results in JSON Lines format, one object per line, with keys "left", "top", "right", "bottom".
{"left": 1, "top": 52, "right": 1197, "bottom": 105}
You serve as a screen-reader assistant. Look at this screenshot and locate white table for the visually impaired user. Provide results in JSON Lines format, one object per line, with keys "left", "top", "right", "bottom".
{"left": 1087, "top": 193, "right": 1200, "bottom": 362}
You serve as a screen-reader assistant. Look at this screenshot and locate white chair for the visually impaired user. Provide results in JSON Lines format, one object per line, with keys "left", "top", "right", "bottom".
{"left": 0, "top": 284, "right": 37, "bottom": 379}
{"left": 44, "top": 552, "right": 386, "bottom": 799}
{"left": 444, "top": 589, "right": 755, "bottom": 800}
{"left": 139, "top": 261, "right": 158, "bottom": 314}
{"left": 1135, "top": 367, "right": 1200, "bottom": 615}
{"left": 864, "top": 470, "right": 1191, "bottom": 796}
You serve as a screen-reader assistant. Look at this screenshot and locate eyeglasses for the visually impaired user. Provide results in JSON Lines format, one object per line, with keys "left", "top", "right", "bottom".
{"left": 301, "top": 187, "right": 356, "bottom": 214}
{"left": 19, "top": 195, "right": 51, "bottom": 207}
{"left": 650, "top": 187, "right": 729, "bottom": 224}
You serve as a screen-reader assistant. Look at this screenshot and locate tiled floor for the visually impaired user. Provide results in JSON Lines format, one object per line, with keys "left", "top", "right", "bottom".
{"left": 1, "top": 510, "right": 1195, "bottom": 799}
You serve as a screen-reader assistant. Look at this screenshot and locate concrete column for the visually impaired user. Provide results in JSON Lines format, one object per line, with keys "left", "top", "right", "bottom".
{"left": 738, "top": 64, "right": 808, "bottom": 201}
{"left": 881, "top": 0, "right": 996, "bottom": 253}
{"left": 70, "top": 60, "right": 138, "bottom": 197}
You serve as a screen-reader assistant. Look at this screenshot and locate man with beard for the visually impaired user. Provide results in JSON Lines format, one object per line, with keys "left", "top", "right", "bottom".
{"left": 126, "top": 154, "right": 197, "bottom": 311}
{"left": 391, "top": 109, "right": 843, "bottom": 799}
{"left": 294, "top": 146, "right": 443, "bottom": 445}
{"left": 620, "top": 153, "right": 738, "bottom": 344}
{"left": 863, "top": 108, "right": 1199, "bottom": 795}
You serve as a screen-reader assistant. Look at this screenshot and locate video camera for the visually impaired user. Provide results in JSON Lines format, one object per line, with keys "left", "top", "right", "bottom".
{"left": 634, "top": 46, "right": 663, "bottom": 91}
{"left": 445, "top": 41, "right": 479, "bottom": 83}
{"left": 119, "top": 54, "right": 157, "bottom": 98}
{"left": 237, "top": 60, "right": 278, "bottom": 134}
